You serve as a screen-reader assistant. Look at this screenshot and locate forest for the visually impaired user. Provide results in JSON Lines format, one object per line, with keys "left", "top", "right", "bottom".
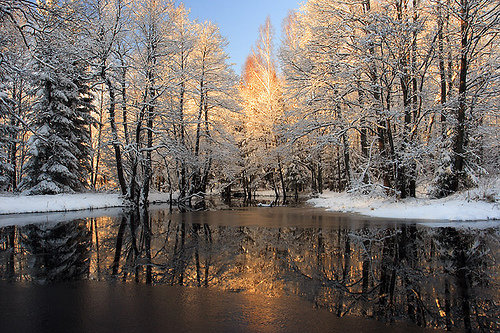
{"left": 0, "top": 0, "right": 498, "bottom": 208}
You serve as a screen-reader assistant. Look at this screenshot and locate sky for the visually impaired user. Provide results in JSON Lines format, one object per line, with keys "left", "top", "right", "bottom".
{"left": 175, "top": 0, "right": 302, "bottom": 74}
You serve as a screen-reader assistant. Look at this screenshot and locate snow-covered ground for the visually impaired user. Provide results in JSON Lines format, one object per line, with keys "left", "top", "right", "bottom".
{"left": 0, "top": 193, "right": 123, "bottom": 215}
{"left": 1, "top": 184, "right": 499, "bottom": 225}
{"left": 0, "top": 207, "right": 125, "bottom": 227}
{"left": 417, "top": 221, "right": 500, "bottom": 229}
{"left": 308, "top": 191, "right": 500, "bottom": 222}
{"left": 0, "top": 192, "right": 175, "bottom": 215}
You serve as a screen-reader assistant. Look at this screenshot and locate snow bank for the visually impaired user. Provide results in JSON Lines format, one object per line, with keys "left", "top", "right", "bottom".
{"left": 0, "top": 192, "right": 176, "bottom": 215}
{"left": 149, "top": 191, "right": 179, "bottom": 203}
{"left": 418, "top": 221, "right": 500, "bottom": 229}
{"left": 308, "top": 191, "right": 500, "bottom": 221}
{"left": 0, "top": 193, "right": 124, "bottom": 215}
{"left": 0, "top": 207, "right": 124, "bottom": 227}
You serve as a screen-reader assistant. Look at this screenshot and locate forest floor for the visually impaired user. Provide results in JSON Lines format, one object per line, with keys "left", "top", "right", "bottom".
{"left": 308, "top": 178, "right": 500, "bottom": 222}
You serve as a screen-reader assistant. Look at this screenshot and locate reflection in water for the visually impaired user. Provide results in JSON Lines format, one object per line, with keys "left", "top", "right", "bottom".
{"left": 0, "top": 208, "right": 498, "bottom": 331}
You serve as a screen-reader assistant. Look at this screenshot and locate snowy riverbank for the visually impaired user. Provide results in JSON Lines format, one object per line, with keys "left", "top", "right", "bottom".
{"left": 0, "top": 192, "right": 175, "bottom": 215}
{"left": 1, "top": 187, "right": 499, "bottom": 222}
{"left": 308, "top": 190, "right": 500, "bottom": 221}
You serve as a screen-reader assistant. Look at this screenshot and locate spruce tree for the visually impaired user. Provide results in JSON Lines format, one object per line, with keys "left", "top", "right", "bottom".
{"left": 21, "top": 3, "right": 94, "bottom": 195}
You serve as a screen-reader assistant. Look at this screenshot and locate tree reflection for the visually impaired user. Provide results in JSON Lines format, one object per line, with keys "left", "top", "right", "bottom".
{"left": 0, "top": 211, "right": 498, "bottom": 331}
{"left": 20, "top": 221, "right": 91, "bottom": 282}
{"left": 0, "top": 226, "right": 16, "bottom": 281}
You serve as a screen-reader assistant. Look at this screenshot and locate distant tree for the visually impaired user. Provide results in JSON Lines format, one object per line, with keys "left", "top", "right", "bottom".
{"left": 0, "top": 84, "right": 15, "bottom": 190}
{"left": 86, "top": 0, "right": 129, "bottom": 196}
{"left": 240, "top": 18, "right": 286, "bottom": 200}
{"left": 188, "top": 21, "right": 240, "bottom": 198}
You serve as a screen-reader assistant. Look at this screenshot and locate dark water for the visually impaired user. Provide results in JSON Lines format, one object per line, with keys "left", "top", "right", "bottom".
{"left": 0, "top": 206, "right": 498, "bottom": 332}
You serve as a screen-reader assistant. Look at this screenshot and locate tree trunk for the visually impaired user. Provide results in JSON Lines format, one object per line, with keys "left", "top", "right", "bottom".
{"left": 317, "top": 162, "right": 323, "bottom": 194}
{"left": 342, "top": 133, "right": 351, "bottom": 190}
{"left": 336, "top": 98, "right": 352, "bottom": 190}
{"left": 278, "top": 157, "right": 286, "bottom": 203}
{"left": 9, "top": 105, "right": 18, "bottom": 191}
{"left": 438, "top": 0, "right": 447, "bottom": 138}
{"left": 179, "top": 77, "right": 187, "bottom": 201}
{"left": 358, "top": 85, "right": 369, "bottom": 159}
{"left": 128, "top": 95, "right": 147, "bottom": 204}
{"left": 141, "top": 51, "right": 156, "bottom": 205}
{"left": 141, "top": 93, "right": 154, "bottom": 205}
{"left": 385, "top": 90, "right": 396, "bottom": 193}
{"left": 311, "top": 166, "right": 317, "bottom": 194}
{"left": 408, "top": 0, "right": 419, "bottom": 198}
{"left": 192, "top": 58, "right": 206, "bottom": 197}
{"left": 92, "top": 86, "right": 105, "bottom": 189}
{"left": 365, "top": 0, "right": 391, "bottom": 192}
{"left": 103, "top": 71, "right": 127, "bottom": 196}
{"left": 8, "top": 80, "right": 24, "bottom": 191}
{"left": 120, "top": 62, "right": 130, "bottom": 146}
{"left": 200, "top": 95, "right": 212, "bottom": 195}
{"left": 396, "top": 0, "right": 411, "bottom": 199}
{"left": 451, "top": 0, "right": 469, "bottom": 193}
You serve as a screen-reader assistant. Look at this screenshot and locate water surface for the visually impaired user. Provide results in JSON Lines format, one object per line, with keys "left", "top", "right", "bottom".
{"left": 0, "top": 206, "right": 498, "bottom": 332}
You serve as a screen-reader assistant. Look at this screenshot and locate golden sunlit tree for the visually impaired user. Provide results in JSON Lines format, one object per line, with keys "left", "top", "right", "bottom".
{"left": 239, "top": 17, "right": 287, "bottom": 201}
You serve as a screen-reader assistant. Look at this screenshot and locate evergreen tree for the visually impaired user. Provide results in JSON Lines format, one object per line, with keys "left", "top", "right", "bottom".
{"left": 21, "top": 2, "right": 94, "bottom": 195}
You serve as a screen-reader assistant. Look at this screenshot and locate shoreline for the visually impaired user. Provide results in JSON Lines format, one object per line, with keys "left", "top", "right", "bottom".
{"left": 1, "top": 189, "right": 498, "bottom": 223}
{"left": 307, "top": 191, "right": 500, "bottom": 222}
{"left": 0, "top": 192, "right": 175, "bottom": 216}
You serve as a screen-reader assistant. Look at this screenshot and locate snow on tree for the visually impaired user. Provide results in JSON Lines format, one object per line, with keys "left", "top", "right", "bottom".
{"left": 1, "top": 0, "right": 497, "bottom": 201}
{"left": 187, "top": 21, "right": 240, "bottom": 197}
{"left": 434, "top": 0, "right": 500, "bottom": 196}
{"left": 0, "top": 3, "right": 30, "bottom": 191}
{"left": 20, "top": 1, "right": 95, "bottom": 195}
{"left": 280, "top": 0, "right": 499, "bottom": 198}
{"left": 239, "top": 18, "right": 288, "bottom": 200}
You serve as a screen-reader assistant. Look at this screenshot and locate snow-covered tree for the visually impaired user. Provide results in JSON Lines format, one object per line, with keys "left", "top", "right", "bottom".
{"left": 239, "top": 18, "right": 287, "bottom": 200}
{"left": 21, "top": 1, "right": 94, "bottom": 194}
{"left": 280, "top": 0, "right": 499, "bottom": 198}
{"left": 434, "top": 0, "right": 500, "bottom": 196}
{"left": 187, "top": 21, "right": 240, "bottom": 198}
{"left": 0, "top": 2, "right": 32, "bottom": 191}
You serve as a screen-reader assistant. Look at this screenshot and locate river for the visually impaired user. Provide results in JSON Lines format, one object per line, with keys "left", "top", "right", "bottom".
{"left": 0, "top": 204, "right": 498, "bottom": 332}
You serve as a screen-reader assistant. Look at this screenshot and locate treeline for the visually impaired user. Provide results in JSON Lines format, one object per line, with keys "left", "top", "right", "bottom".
{"left": 0, "top": 0, "right": 498, "bottom": 205}
{"left": 278, "top": 0, "right": 499, "bottom": 198}
{"left": 0, "top": 0, "right": 239, "bottom": 206}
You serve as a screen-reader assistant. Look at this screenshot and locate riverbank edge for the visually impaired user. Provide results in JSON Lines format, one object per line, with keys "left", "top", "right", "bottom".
{"left": 308, "top": 190, "right": 500, "bottom": 221}
{"left": 0, "top": 192, "right": 177, "bottom": 215}
{"left": 1, "top": 187, "right": 499, "bottom": 222}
